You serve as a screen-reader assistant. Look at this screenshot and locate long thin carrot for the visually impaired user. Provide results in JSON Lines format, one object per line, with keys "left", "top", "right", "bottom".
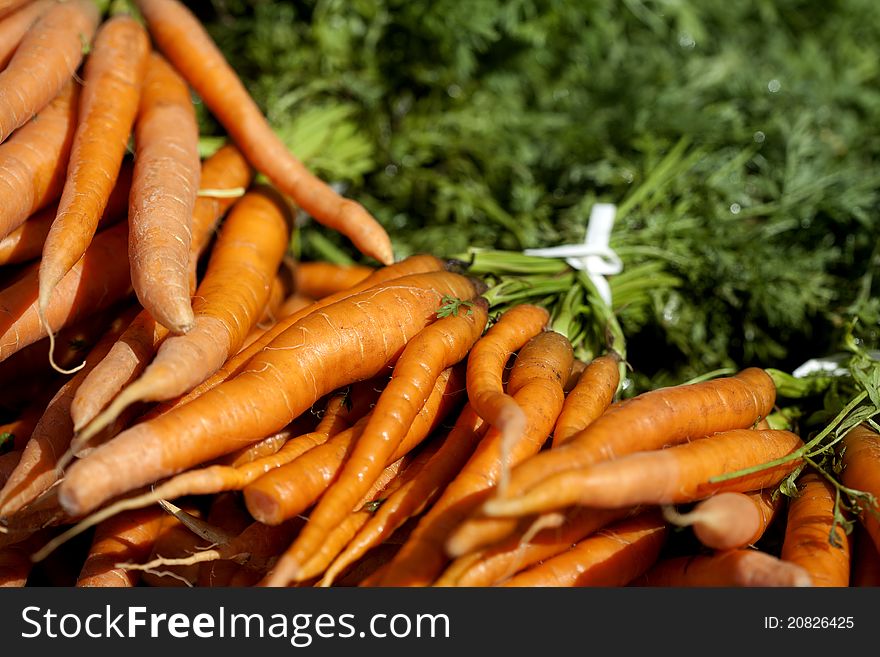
{"left": 0, "top": 0, "right": 98, "bottom": 144}
{"left": 270, "top": 454, "right": 413, "bottom": 585}
{"left": 499, "top": 511, "right": 667, "bottom": 587}
{"left": 78, "top": 186, "right": 291, "bottom": 443}
{"left": 129, "top": 51, "right": 201, "bottom": 334}
{"left": 483, "top": 428, "right": 803, "bottom": 518}
{"left": 0, "top": 80, "right": 78, "bottom": 240}
{"left": 0, "top": 0, "right": 53, "bottom": 69}
{"left": 274, "top": 298, "right": 489, "bottom": 578}
{"left": 492, "top": 368, "right": 778, "bottom": 507}
{"left": 58, "top": 270, "right": 481, "bottom": 517}
{"left": 0, "top": 307, "right": 136, "bottom": 517}
{"left": 318, "top": 403, "right": 488, "bottom": 587}
{"left": 635, "top": 549, "right": 813, "bottom": 587}
{"left": 663, "top": 489, "right": 781, "bottom": 551}
{"left": 137, "top": 254, "right": 448, "bottom": 424}
{"left": 293, "top": 262, "right": 375, "bottom": 300}
{"left": 0, "top": 160, "right": 131, "bottom": 267}
{"left": 445, "top": 351, "right": 623, "bottom": 555}
{"left": 37, "top": 15, "right": 149, "bottom": 333}
{"left": 244, "top": 366, "right": 466, "bottom": 529}
{"left": 465, "top": 304, "right": 549, "bottom": 493}
{"left": 840, "top": 423, "right": 880, "bottom": 553}
{"left": 781, "top": 471, "right": 851, "bottom": 586}
{"left": 135, "top": 0, "right": 393, "bottom": 266}
{"left": 0, "top": 221, "right": 132, "bottom": 364}
{"left": 76, "top": 505, "right": 167, "bottom": 587}
{"left": 438, "top": 507, "right": 631, "bottom": 587}
{"left": 378, "top": 331, "right": 574, "bottom": 586}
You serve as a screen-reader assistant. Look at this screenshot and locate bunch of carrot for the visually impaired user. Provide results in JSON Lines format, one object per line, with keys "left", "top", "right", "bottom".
{"left": 1, "top": 0, "right": 879, "bottom": 589}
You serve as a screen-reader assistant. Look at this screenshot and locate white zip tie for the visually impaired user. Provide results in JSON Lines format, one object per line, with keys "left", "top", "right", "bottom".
{"left": 792, "top": 351, "right": 880, "bottom": 378}
{"left": 523, "top": 202, "right": 622, "bottom": 305}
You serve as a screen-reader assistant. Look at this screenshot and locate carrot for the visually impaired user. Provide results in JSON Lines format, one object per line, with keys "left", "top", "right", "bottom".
{"left": 781, "top": 471, "right": 851, "bottom": 586}
{"left": 137, "top": 503, "right": 210, "bottom": 587}
{"left": 662, "top": 490, "right": 781, "bottom": 551}
{"left": 0, "top": 0, "right": 98, "bottom": 145}
{"left": 78, "top": 186, "right": 291, "bottom": 443}
{"left": 378, "top": 331, "right": 574, "bottom": 586}
{"left": 0, "top": 221, "right": 132, "bottom": 364}
{"left": 483, "top": 429, "right": 803, "bottom": 518}
{"left": 840, "top": 423, "right": 880, "bottom": 553}
{"left": 135, "top": 0, "right": 393, "bottom": 266}
{"left": 438, "top": 507, "right": 631, "bottom": 587}
{"left": 129, "top": 51, "right": 201, "bottom": 334}
{"left": 137, "top": 254, "right": 448, "bottom": 424}
{"left": 69, "top": 151, "right": 250, "bottom": 432}
{"left": 318, "top": 403, "right": 488, "bottom": 587}
{"left": 188, "top": 143, "right": 254, "bottom": 290}
{"left": 269, "top": 454, "right": 413, "bottom": 586}
{"left": 0, "top": 449, "right": 21, "bottom": 488}
{"left": 465, "top": 304, "right": 549, "bottom": 492}
{"left": 0, "top": 159, "right": 131, "bottom": 267}
{"left": 0, "top": 0, "right": 53, "bottom": 69}
{"left": 851, "top": 525, "right": 880, "bottom": 586}
{"left": 274, "top": 297, "right": 489, "bottom": 578}
{"left": 59, "top": 270, "right": 480, "bottom": 517}
{"left": 446, "top": 351, "right": 623, "bottom": 555}
{"left": 491, "top": 367, "right": 778, "bottom": 509}
{"left": 277, "top": 293, "right": 315, "bottom": 319}
{"left": 499, "top": 511, "right": 667, "bottom": 587}
{"left": 76, "top": 505, "right": 167, "bottom": 587}
{"left": 552, "top": 353, "right": 620, "bottom": 447}
{"left": 0, "top": 395, "right": 46, "bottom": 451}
{"left": 255, "top": 271, "right": 292, "bottom": 330}
{"left": 244, "top": 365, "right": 466, "bottom": 528}
{"left": 635, "top": 549, "right": 813, "bottom": 587}
{"left": 196, "top": 492, "right": 257, "bottom": 587}
{"left": 0, "top": 531, "right": 44, "bottom": 586}
{"left": 293, "top": 262, "right": 375, "bottom": 300}
{"left": 0, "top": 307, "right": 136, "bottom": 517}
{"left": 37, "top": 15, "right": 149, "bottom": 333}
{"left": 0, "top": 80, "right": 78, "bottom": 241}
{"left": 0, "top": 1, "right": 36, "bottom": 21}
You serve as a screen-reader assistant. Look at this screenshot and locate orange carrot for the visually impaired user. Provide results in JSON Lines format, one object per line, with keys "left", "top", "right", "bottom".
{"left": 378, "top": 331, "right": 573, "bottom": 587}
{"left": 0, "top": 159, "right": 131, "bottom": 267}
{"left": 135, "top": 0, "right": 393, "bottom": 265}
{"left": 0, "top": 80, "right": 78, "bottom": 240}
{"left": 0, "top": 0, "right": 53, "bottom": 69}
{"left": 0, "top": 221, "right": 132, "bottom": 364}
{"left": 840, "top": 423, "right": 880, "bottom": 553}
{"left": 438, "top": 507, "right": 631, "bottom": 587}
{"left": 78, "top": 186, "right": 291, "bottom": 443}
{"left": 0, "top": 307, "right": 136, "bottom": 517}
{"left": 129, "top": 51, "right": 201, "bottom": 334}
{"left": 635, "top": 549, "right": 813, "bottom": 587}
{"left": 663, "top": 490, "right": 781, "bottom": 551}
{"left": 59, "top": 271, "right": 481, "bottom": 517}
{"left": 277, "top": 293, "right": 315, "bottom": 319}
{"left": 196, "top": 492, "right": 257, "bottom": 587}
{"left": 138, "top": 254, "right": 448, "bottom": 424}
{"left": 37, "top": 15, "right": 149, "bottom": 328}
{"left": 781, "top": 471, "right": 851, "bottom": 586}
{"left": 465, "top": 304, "right": 550, "bottom": 492}
{"left": 319, "top": 403, "right": 488, "bottom": 587}
{"left": 0, "top": 1, "right": 37, "bottom": 21}
{"left": 270, "top": 454, "right": 413, "bottom": 585}
{"left": 0, "top": 449, "right": 21, "bottom": 488}
{"left": 483, "top": 429, "right": 803, "bottom": 518}
{"left": 0, "top": 0, "right": 98, "bottom": 144}
{"left": 492, "top": 368, "right": 778, "bottom": 507}
{"left": 293, "top": 262, "right": 375, "bottom": 299}
{"left": 275, "top": 298, "right": 488, "bottom": 578}
{"left": 0, "top": 531, "right": 43, "bottom": 586}
{"left": 244, "top": 366, "right": 466, "bottom": 529}
{"left": 851, "top": 525, "right": 880, "bottom": 587}
{"left": 76, "top": 505, "right": 167, "bottom": 587}
{"left": 188, "top": 144, "right": 254, "bottom": 290}
{"left": 446, "top": 351, "right": 623, "bottom": 555}
{"left": 552, "top": 353, "right": 620, "bottom": 447}
{"left": 499, "top": 511, "right": 667, "bottom": 587}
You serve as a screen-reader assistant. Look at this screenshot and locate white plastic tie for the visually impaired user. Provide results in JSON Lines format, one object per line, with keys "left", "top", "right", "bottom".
{"left": 792, "top": 350, "right": 880, "bottom": 378}
{"left": 523, "top": 202, "right": 622, "bottom": 305}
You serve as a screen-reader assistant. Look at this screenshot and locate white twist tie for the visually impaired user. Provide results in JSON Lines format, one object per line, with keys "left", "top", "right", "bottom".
{"left": 523, "top": 202, "right": 621, "bottom": 305}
